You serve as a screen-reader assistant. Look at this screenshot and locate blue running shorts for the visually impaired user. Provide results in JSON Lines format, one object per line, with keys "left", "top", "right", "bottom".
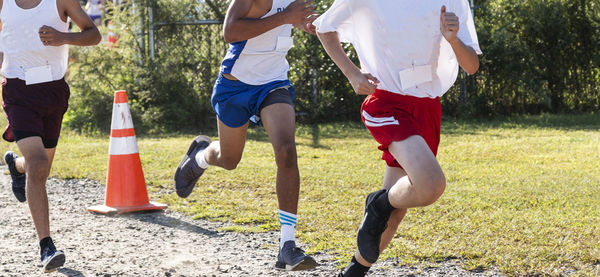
{"left": 211, "top": 75, "right": 295, "bottom": 128}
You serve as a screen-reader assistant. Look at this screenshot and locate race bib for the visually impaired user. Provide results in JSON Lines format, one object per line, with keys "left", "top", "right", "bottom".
{"left": 24, "top": 65, "right": 53, "bottom": 85}
{"left": 399, "top": 64, "right": 433, "bottom": 90}
{"left": 276, "top": 36, "right": 294, "bottom": 52}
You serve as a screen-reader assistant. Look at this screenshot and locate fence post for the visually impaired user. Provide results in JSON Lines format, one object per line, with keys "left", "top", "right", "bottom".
{"left": 148, "top": 1, "right": 155, "bottom": 59}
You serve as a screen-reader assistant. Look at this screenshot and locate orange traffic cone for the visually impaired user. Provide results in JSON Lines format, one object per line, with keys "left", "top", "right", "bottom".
{"left": 88, "top": 90, "right": 167, "bottom": 215}
{"left": 107, "top": 20, "right": 117, "bottom": 46}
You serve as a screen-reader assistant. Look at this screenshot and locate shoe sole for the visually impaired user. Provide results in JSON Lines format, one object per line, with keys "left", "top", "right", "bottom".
{"left": 174, "top": 135, "right": 211, "bottom": 197}
{"left": 275, "top": 256, "right": 318, "bottom": 271}
{"left": 43, "top": 252, "right": 65, "bottom": 273}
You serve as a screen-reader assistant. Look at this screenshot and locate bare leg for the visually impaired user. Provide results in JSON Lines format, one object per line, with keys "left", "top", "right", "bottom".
{"left": 14, "top": 148, "right": 56, "bottom": 173}
{"left": 16, "top": 137, "right": 57, "bottom": 240}
{"left": 386, "top": 136, "right": 446, "bottom": 209}
{"left": 379, "top": 166, "right": 408, "bottom": 251}
{"left": 353, "top": 166, "right": 408, "bottom": 267}
{"left": 204, "top": 118, "right": 249, "bottom": 170}
{"left": 260, "top": 103, "right": 299, "bottom": 214}
{"left": 355, "top": 135, "right": 446, "bottom": 266}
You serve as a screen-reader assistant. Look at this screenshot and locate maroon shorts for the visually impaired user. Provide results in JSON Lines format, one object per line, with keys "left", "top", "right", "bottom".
{"left": 360, "top": 89, "right": 442, "bottom": 168}
{"left": 2, "top": 78, "right": 70, "bottom": 148}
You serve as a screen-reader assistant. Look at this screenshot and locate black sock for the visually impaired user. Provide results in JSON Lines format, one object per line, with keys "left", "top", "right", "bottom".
{"left": 373, "top": 190, "right": 395, "bottom": 214}
{"left": 342, "top": 256, "right": 371, "bottom": 277}
{"left": 39, "top": 237, "right": 52, "bottom": 250}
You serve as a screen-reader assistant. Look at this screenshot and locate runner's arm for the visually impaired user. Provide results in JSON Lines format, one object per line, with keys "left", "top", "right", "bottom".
{"left": 441, "top": 6, "right": 479, "bottom": 74}
{"left": 317, "top": 31, "right": 378, "bottom": 95}
{"left": 224, "top": 0, "right": 315, "bottom": 43}
{"left": 38, "top": 0, "right": 101, "bottom": 47}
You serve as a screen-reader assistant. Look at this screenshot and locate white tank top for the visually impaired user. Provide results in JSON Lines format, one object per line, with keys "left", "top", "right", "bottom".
{"left": 0, "top": 0, "right": 69, "bottom": 81}
{"left": 219, "top": 0, "right": 294, "bottom": 85}
{"left": 86, "top": 0, "right": 102, "bottom": 16}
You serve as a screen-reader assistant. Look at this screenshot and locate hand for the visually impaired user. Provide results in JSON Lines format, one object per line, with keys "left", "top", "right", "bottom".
{"left": 349, "top": 71, "right": 379, "bottom": 95}
{"left": 283, "top": 0, "right": 316, "bottom": 26}
{"left": 39, "top": 26, "right": 67, "bottom": 46}
{"left": 297, "top": 14, "right": 319, "bottom": 35}
{"left": 440, "top": 6, "right": 459, "bottom": 43}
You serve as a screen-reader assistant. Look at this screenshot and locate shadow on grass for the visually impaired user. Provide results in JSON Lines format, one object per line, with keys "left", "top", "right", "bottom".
{"left": 120, "top": 210, "right": 222, "bottom": 238}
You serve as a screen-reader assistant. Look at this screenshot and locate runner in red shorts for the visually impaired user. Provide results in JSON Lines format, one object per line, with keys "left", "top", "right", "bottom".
{"left": 314, "top": 0, "right": 482, "bottom": 276}
{"left": 0, "top": 0, "right": 100, "bottom": 272}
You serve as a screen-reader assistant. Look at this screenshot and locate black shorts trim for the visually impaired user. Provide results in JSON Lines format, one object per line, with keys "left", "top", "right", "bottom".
{"left": 259, "top": 87, "right": 294, "bottom": 112}
{"left": 13, "top": 130, "right": 59, "bottom": 149}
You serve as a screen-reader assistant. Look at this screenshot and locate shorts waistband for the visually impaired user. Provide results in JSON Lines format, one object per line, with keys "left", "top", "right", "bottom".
{"left": 372, "top": 89, "right": 440, "bottom": 103}
{"left": 4, "top": 77, "right": 66, "bottom": 86}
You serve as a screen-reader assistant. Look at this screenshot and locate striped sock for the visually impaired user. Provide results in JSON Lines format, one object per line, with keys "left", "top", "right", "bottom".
{"left": 279, "top": 210, "right": 297, "bottom": 249}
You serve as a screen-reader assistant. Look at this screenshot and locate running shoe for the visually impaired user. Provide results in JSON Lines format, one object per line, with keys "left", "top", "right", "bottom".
{"left": 4, "top": 151, "right": 26, "bottom": 202}
{"left": 40, "top": 239, "right": 65, "bottom": 273}
{"left": 356, "top": 189, "right": 392, "bottom": 264}
{"left": 174, "top": 135, "right": 211, "bottom": 198}
{"left": 275, "top": 240, "right": 318, "bottom": 271}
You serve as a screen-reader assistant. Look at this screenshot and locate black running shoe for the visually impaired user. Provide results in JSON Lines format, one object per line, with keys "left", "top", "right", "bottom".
{"left": 356, "top": 189, "right": 392, "bottom": 264}
{"left": 174, "top": 135, "right": 211, "bottom": 198}
{"left": 4, "top": 151, "right": 26, "bottom": 202}
{"left": 275, "top": 241, "right": 318, "bottom": 271}
{"left": 40, "top": 239, "right": 65, "bottom": 273}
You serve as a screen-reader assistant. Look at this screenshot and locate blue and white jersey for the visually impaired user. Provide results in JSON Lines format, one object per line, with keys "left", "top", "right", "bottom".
{"left": 219, "top": 0, "right": 295, "bottom": 85}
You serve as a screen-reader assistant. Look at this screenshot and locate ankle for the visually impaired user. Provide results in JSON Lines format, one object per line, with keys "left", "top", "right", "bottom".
{"left": 39, "top": 237, "right": 53, "bottom": 251}
{"left": 342, "top": 256, "right": 371, "bottom": 277}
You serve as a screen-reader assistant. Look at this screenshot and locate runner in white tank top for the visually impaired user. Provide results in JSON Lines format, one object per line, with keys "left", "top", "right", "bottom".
{"left": 0, "top": 0, "right": 100, "bottom": 273}
{"left": 173, "top": 0, "right": 321, "bottom": 271}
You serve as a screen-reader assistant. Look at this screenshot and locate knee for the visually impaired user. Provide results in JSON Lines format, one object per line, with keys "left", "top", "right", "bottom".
{"left": 273, "top": 142, "right": 297, "bottom": 169}
{"left": 420, "top": 174, "right": 446, "bottom": 206}
{"left": 25, "top": 155, "right": 50, "bottom": 181}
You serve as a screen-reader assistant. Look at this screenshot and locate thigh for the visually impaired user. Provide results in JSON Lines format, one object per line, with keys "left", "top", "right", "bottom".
{"left": 217, "top": 117, "right": 249, "bottom": 160}
{"left": 260, "top": 103, "right": 295, "bottom": 147}
{"left": 388, "top": 135, "right": 443, "bottom": 186}
{"left": 16, "top": 136, "right": 48, "bottom": 161}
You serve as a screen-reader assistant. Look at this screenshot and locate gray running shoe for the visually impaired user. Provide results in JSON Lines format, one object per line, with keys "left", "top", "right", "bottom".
{"left": 275, "top": 240, "right": 318, "bottom": 271}
{"left": 356, "top": 189, "right": 392, "bottom": 264}
{"left": 4, "top": 151, "right": 26, "bottom": 202}
{"left": 40, "top": 239, "right": 65, "bottom": 273}
{"left": 174, "top": 135, "right": 211, "bottom": 198}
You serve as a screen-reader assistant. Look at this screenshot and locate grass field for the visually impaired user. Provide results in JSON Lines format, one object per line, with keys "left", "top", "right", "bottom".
{"left": 1, "top": 114, "right": 599, "bottom": 276}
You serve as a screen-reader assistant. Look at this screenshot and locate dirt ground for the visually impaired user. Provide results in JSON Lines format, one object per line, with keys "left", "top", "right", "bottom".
{"left": 0, "top": 165, "right": 504, "bottom": 276}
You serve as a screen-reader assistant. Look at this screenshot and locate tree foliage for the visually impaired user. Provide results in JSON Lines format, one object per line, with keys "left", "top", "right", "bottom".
{"left": 65, "top": 0, "right": 600, "bottom": 134}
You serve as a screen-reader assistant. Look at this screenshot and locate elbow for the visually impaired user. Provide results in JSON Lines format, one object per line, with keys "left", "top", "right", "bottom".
{"left": 223, "top": 32, "right": 235, "bottom": 44}
{"left": 85, "top": 26, "right": 102, "bottom": 45}
{"left": 93, "top": 30, "right": 102, "bottom": 45}
{"left": 222, "top": 24, "right": 238, "bottom": 44}
{"left": 465, "top": 59, "right": 479, "bottom": 75}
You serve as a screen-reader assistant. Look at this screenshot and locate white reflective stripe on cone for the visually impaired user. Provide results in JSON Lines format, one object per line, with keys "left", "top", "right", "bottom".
{"left": 109, "top": 136, "right": 140, "bottom": 155}
{"left": 111, "top": 103, "right": 135, "bottom": 130}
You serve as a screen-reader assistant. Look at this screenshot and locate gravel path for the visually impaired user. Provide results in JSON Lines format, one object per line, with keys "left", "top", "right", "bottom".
{"left": 0, "top": 165, "right": 504, "bottom": 276}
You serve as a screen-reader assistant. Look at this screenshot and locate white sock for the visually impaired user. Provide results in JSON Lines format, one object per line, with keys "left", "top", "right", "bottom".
{"left": 279, "top": 210, "right": 297, "bottom": 249}
{"left": 194, "top": 149, "right": 209, "bottom": 169}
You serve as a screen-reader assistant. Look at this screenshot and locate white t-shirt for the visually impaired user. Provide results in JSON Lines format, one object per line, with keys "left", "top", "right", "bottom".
{"left": 313, "top": 0, "right": 482, "bottom": 98}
